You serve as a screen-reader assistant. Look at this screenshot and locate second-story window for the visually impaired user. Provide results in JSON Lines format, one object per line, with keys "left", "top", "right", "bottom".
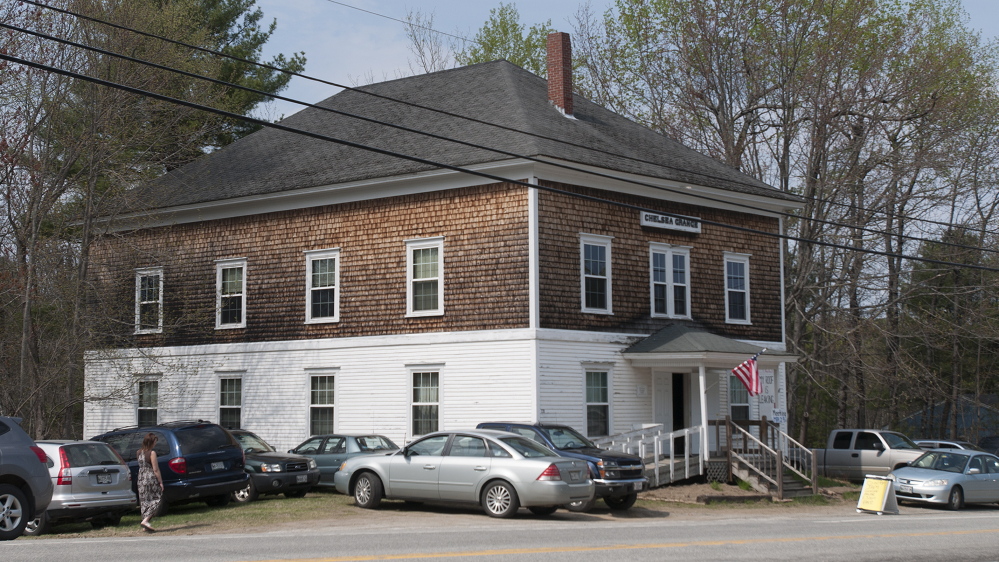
{"left": 650, "top": 244, "right": 690, "bottom": 318}
{"left": 216, "top": 258, "right": 246, "bottom": 329}
{"left": 135, "top": 267, "right": 163, "bottom": 334}
{"left": 580, "top": 234, "right": 613, "bottom": 314}
{"left": 406, "top": 237, "right": 443, "bottom": 317}
{"left": 305, "top": 249, "right": 340, "bottom": 323}
{"left": 724, "top": 253, "right": 751, "bottom": 324}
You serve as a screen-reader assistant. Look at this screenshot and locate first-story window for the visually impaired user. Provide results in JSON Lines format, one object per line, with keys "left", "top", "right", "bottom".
{"left": 580, "top": 234, "right": 613, "bottom": 314}
{"left": 219, "top": 377, "right": 242, "bottom": 429}
{"left": 724, "top": 253, "right": 751, "bottom": 324}
{"left": 310, "top": 374, "right": 335, "bottom": 435}
{"left": 137, "top": 380, "right": 158, "bottom": 427}
{"left": 412, "top": 371, "right": 439, "bottom": 435}
{"left": 135, "top": 267, "right": 163, "bottom": 334}
{"left": 406, "top": 237, "right": 444, "bottom": 316}
{"left": 650, "top": 244, "right": 691, "bottom": 318}
{"left": 216, "top": 258, "right": 247, "bottom": 329}
{"left": 305, "top": 249, "right": 340, "bottom": 323}
{"left": 729, "top": 375, "right": 750, "bottom": 420}
{"left": 585, "top": 370, "right": 609, "bottom": 437}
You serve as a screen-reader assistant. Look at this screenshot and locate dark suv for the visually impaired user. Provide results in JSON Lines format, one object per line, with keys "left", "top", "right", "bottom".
{"left": 476, "top": 422, "right": 647, "bottom": 511}
{"left": 228, "top": 429, "right": 319, "bottom": 502}
{"left": 91, "top": 421, "right": 248, "bottom": 510}
{"left": 0, "top": 416, "right": 53, "bottom": 540}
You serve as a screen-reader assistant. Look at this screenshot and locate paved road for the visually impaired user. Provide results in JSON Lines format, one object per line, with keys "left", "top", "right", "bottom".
{"left": 3, "top": 504, "right": 999, "bottom": 561}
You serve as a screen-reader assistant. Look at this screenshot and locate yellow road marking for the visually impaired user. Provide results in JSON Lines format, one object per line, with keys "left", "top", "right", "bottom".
{"left": 247, "top": 528, "right": 999, "bottom": 562}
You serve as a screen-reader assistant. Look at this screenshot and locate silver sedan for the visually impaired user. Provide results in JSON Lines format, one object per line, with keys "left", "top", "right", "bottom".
{"left": 891, "top": 450, "right": 999, "bottom": 510}
{"left": 334, "top": 429, "right": 594, "bottom": 518}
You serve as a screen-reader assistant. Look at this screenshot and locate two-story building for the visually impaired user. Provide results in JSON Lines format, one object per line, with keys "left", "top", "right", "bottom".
{"left": 84, "top": 34, "right": 801, "bottom": 456}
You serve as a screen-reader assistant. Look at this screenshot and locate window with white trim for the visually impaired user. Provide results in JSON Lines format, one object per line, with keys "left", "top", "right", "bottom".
{"left": 580, "top": 233, "right": 612, "bottom": 314}
{"left": 724, "top": 253, "right": 751, "bottom": 324}
{"left": 406, "top": 237, "right": 443, "bottom": 316}
{"left": 216, "top": 259, "right": 246, "bottom": 329}
{"left": 135, "top": 268, "right": 163, "bottom": 334}
{"left": 585, "top": 370, "right": 609, "bottom": 436}
{"left": 412, "top": 371, "right": 439, "bottom": 435}
{"left": 729, "top": 375, "right": 750, "bottom": 420}
{"left": 305, "top": 249, "right": 340, "bottom": 323}
{"left": 310, "top": 374, "right": 335, "bottom": 435}
{"left": 219, "top": 377, "right": 242, "bottom": 429}
{"left": 650, "top": 244, "right": 690, "bottom": 318}
{"left": 137, "top": 380, "right": 158, "bottom": 427}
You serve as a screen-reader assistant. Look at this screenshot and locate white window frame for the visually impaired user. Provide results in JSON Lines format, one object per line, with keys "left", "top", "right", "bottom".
{"left": 218, "top": 374, "right": 243, "bottom": 430}
{"left": 216, "top": 258, "right": 247, "bottom": 329}
{"left": 409, "top": 364, "right": 443, "bottom": 437}
{"left": 649, "top": 244, "right": 691, "bottom": 319}
{"left": 134, "top": 267, "right": 164, "bottom": 334}
{"left": 305, "top": 248, "right": 341, "bottom": 324}
{"left": 308, "top": 371, "right": 337, "bottom": 436}
{"left": 406, "top": 237, "right": 444, "bottom": 317}
{"left": 136, "top": 377, "right": 160, "bottom": 427}
{"left": 580, "top": 233, "right": 613, "bottom": 314}
{"left": 729, "top": 375, "right": 750, "bottom": 420}
{"left": 724, "top": 252, "right": 751, "bottom": 324}
{"left": 583, "top": 364, "right": 612, "bottom": 437}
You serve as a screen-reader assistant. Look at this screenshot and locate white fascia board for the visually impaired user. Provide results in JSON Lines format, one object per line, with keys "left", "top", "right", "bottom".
{"left": 625, "top": 351, "right": 799, "bottom": 369}
{"left": 529, "top": 159, "right": 804, "bottom": 216}
{"left": 109, "top": 160, "right": 539, "bottom": 231}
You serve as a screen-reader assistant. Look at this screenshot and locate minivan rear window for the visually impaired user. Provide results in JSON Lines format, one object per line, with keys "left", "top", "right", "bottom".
{"left": 175, "top": 425, "right": 235, "bottom": 454}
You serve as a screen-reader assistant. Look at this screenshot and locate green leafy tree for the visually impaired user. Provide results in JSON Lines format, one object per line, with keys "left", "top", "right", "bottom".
{"left": 455, "top": 3, "right": 554, "bottom": 76}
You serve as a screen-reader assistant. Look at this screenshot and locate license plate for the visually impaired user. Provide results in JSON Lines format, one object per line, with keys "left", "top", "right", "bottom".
{"left": 96, "top": 473, "right": 112, "bottom": 484}
{"left": 569, "top": 470, "right": 582, "bottom": 481}
{"left": 211, "top": 461, "right": 225, "bottom": 471}
{"left": 900, "top": 485, "right": 913, "bottom": 493}
{"left": 296, "top": 474, "right": 308, "bottom": 483}
{"left": 633, "top": 482, "right": 643, "bottom": 491}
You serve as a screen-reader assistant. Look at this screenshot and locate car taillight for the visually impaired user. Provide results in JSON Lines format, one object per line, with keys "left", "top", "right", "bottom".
{"left": 30, "top": 446, "right": 47, "bottom": 464}
{"left": 169, "top": 456, "right": 187, "bottom": 474}
{"left": 536, "top": 464, "right": 562, "bottom": 481}
{"left": 56, "top": 447, "right": 72, "bottom": 486}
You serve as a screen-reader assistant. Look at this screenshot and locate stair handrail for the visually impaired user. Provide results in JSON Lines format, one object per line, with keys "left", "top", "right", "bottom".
{"left": 764, "top": 419, "right": 818, "bottom": 495}
{"left": 727, "top": 419, "right": 781, "bottom": 495}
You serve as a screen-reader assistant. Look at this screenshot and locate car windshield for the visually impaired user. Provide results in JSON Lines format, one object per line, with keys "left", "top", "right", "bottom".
{"left": 355, "top": 436, "right": 397, "bottom": 451}
{"left": 882, "top": 432, "right": 920, "bottom": 450}
{"left": 542, "top": 426, "right": 595, "bottom": 449}
{"left": 499, "top": 436, "right": 557, "bottom": 458}
{"left": 233, "top": 432, "right": 274, "bottom": 453}
{"left": 910, "top": 451, "right": 970, "bottom": 473}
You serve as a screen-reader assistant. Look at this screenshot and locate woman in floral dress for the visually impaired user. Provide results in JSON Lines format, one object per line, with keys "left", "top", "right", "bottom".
{"left": 137, "top": 432, "right": 164, "bottom": 532}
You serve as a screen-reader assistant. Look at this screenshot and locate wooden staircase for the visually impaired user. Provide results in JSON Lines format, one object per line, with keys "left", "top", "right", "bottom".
{"left": 723, "top": 418, "right": 818, "bottom": 500}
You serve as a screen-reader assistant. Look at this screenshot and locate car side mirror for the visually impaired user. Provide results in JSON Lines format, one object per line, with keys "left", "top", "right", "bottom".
{"left": 874, "top": 442, "right": 884, "bottom": 451}
{"left": 288, "top": 449, "right": 295, "bottom": 454}
{"left": 968, "top": 467, "right": 981, "bottom": 475}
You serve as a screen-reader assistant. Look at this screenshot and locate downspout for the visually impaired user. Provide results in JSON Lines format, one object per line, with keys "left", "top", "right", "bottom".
{"left": 699, "top": 363, "right": 708, "bottom": 461}
{"left": 529, "top": 177, "right": 540, "bottom": 420}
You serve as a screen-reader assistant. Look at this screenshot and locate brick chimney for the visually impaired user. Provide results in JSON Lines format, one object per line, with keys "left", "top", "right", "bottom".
{"left": 547, "top": 32, "right": 573, "bottom": 116}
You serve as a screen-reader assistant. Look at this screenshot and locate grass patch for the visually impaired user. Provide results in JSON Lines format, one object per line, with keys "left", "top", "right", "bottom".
{"left": 736, "top": 479, "right": 753, "bottom": 491}
{"left": 710, "top": 481, "right": 722, "bottom": 491}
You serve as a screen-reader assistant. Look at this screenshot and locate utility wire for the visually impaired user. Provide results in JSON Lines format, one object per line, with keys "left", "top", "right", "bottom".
{"left": 323, "top": 0, "right": 472, "bottom": 44}
{"left": 21, "top": 0, "right": 994, "bottom": 242}
{"left": 6, "top": 16, "right": 998, "bottom": 260}
{"left": 3, "top": 51, "right": 999, "bottom": 274}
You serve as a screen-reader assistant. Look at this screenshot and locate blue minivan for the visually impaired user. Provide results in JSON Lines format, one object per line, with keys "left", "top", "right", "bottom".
{"left": 91, "top": 421, "right": 248, "bottom": 510}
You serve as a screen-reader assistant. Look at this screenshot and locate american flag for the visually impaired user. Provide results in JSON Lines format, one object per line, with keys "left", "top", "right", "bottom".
{"left": 732, "top": 350, "right": 765, "bottom": 396}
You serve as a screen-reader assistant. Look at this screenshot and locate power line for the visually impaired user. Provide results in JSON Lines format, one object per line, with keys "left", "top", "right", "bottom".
{"left": 6, "top": 16, "right": 999, "bottom": 260}
{"left": 22, "top": 0, "right": 991, "bottom": 244}
{"left": 322, "top": 0, "right": 472, "bottom": 44}
{"left": 3, "top": 50, "right": 999, "bottom": 274}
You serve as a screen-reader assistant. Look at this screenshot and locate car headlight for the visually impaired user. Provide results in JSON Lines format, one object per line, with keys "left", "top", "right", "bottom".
{"left": 260, "top": 463, "right": 283, "bottom": 472}
{"left": 887, "top": 473, "right": 896, "bottom": 481}
{"left": 597, "top": 460, "right": 620, "bottom": 479}
{"left": 923, "top": 479, "right": 949, "bottom": 487}
{"left": 308, "top": 459, "right": 317, "bottom": 470}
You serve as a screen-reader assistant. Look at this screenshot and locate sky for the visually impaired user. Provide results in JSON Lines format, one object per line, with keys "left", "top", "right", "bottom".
{"left": 253, "top": 0, "right": 999, "bottom": 120}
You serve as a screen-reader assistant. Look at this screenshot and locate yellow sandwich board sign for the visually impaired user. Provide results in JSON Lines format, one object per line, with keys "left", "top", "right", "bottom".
{"left": 856, "top": 475, "right": 899, "bottom": 515}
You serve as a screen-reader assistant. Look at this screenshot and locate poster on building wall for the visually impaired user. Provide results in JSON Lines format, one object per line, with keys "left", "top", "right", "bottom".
{"left": 758, "top": 368, "right": 776, "bottom": 420}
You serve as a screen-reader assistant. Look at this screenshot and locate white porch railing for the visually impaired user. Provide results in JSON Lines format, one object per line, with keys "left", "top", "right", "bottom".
{"left": 591, "top": 424, "right": 705, "bottom": 487}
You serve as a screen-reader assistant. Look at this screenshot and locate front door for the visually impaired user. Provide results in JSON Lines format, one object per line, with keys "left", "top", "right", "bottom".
{"left": 653, "top": 373, "right": 687, "bottom": 455}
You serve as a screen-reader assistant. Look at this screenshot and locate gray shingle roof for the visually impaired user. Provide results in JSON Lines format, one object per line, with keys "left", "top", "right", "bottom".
{"left": 624, "top": 323, "right": 765, "bottom": 355}
{"left": 143, "top": 60, "right": 799, "bottom": 209}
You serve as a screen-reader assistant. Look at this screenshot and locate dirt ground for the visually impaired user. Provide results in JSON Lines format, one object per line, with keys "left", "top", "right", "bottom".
{"left": 639, "top": 480, "right": 858, "bottom": 506}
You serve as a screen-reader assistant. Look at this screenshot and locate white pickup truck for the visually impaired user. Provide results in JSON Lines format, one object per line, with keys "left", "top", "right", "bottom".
{"left": 813, "top": 429, "right": 926, "bottom": 482}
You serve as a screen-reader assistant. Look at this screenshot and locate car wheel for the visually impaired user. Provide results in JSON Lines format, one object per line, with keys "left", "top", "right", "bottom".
{"left": 354, "top": 472, "right": 383, "bottom": 509}
{"left": 232, "top": 479, "right": 258, "bottom": 503}
{"left": 947, "top": 486, "right": 964, "bottom": 511}
{"left": 0, "top": 484, "right": 29, "bottom": 541}
{"left": 205, "top": 494, "right": 231, "bottom": 507}
{"left": 284, "top": 489, "right": 309, "bottom": 498}
{"left": 481, "top": 481, "right": 519, "bottom": 518}
{"left": 23, "top": 511, "right": 48, "bottom": 537}
{"left": 565, "top": 497, "right": 595, "bottom": 512}
{"left": 604, "top": 492, "right": 638, "bottom": 510}
{"left": 528, "top": 505, "right": 558, "bottom": 516}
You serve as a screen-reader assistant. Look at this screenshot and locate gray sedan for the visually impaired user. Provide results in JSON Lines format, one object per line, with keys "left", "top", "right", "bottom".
{"left": 891, "top": 450, "right": 999, "bottom": 509}
{"left": 334, "top": 429, "right": 594, "bottom": 518}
